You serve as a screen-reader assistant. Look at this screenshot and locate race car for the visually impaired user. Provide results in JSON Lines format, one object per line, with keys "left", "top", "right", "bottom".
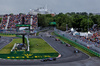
{"left": 61, "top": 41, "right": 65, "bottom": 44}
{"left": 66, "top": 43, "right": 71, "bottom": 47}
{"left": 74, "top": 50, "right": 80, "bottom": 53}
{"left": 55, "top": 38, "right": 60, "bottom": 41}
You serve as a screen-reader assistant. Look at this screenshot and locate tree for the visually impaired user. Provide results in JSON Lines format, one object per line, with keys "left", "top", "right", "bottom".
{"left": 80, "top": 18, "right": 88, "bottom": 31}
{"left": 0, "top": 18, "right": 2, "bottom": 23}
{"left": 37, "top": 12, "right": 98, "bottom": 32}
{"left": 38, "top": 14, "right": 46, "bottom": 27}
{"left": 97, "top": 15, "right": 100, "bottom": 27}
{"left": 72, "top": 14, "right": 82, "bottom": 31}
{"left": 38, "top": 14, "right": 54, "bottom": 27}
{"left": 80, "top": 12, "right": 88, "bottom": 16}
{"left": 9, "top": 13, "right": 13, "bottom": 15}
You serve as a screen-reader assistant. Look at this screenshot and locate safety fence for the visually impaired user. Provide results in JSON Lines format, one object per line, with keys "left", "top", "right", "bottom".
{"left": 54, "top": 32, "right": 100, "bottom": 57}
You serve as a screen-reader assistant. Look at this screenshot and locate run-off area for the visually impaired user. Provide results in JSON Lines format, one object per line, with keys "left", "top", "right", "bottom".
{"left": 0, "top": 38, "right": 59, "bottom": 59}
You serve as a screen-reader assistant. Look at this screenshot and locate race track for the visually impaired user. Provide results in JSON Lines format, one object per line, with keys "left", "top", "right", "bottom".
{"left": 0, "top": 31, "right": 89, "bottom": 65}
{"left": 0, "top": 36, "right": 12, "bottom": 49}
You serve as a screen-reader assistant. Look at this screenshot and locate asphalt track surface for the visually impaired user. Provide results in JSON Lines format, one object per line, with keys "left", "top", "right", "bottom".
{"left": 0, "top": 32, "right": 89, "bottom": 65}
{"left": 0, "top": 36, "right": 12, "bottom": 50}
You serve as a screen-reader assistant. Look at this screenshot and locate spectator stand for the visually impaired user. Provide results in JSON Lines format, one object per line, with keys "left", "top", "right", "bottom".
{"left": 15, "top": 17, "right": 31, "bottom": 52}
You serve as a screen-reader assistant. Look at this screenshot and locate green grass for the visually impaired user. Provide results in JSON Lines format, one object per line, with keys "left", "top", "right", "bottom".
{"left": 52, "top": 32, "right": 95, "bottom": 56}
{"left": 51, "top": 32, "right": 55, "bottom": 35}
{"left": 0, "top": 38, "right": 58, "bottom": 54}
{"left": 0, "top": 38, "right": 59, "bottom": 59}
{"left": 29, "top": 38, "right": 58, "bottom": 53}
{"left": 0, "top": 39, "right": 22, "bottom": 54}
{"left": 36, "top": 32, "right": 40, "bottom": 36}
{"left": 0, "top": 34, "right": 16, "bottom": 37}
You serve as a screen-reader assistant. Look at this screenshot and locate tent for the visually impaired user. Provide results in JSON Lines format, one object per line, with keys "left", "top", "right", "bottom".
{"left": 73, "top": 32, "right": 80, "bottom": 36}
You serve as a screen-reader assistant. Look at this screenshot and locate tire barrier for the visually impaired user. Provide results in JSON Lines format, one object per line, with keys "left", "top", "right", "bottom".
{"left": 54, "top": 32, "right": 100, "bottom": 57}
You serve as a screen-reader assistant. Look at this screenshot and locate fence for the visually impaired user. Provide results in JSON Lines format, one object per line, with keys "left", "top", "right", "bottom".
{"left": 11, "top": 43, "right": 17, "bottom": 52}
{"left": 54, "top": 29, "right": 100, "bottom": 57}
{"left": 25, "top": 36, "right": 30, "bottom": 51}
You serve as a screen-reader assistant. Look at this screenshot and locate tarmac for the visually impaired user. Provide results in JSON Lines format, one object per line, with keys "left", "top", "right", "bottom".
{"left": 0, "top": 31, "right": 100, "bottom": 66}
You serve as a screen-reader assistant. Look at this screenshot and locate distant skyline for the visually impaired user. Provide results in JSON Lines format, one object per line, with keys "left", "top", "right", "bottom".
{"left": 0, "top": 0, "right": 100, "bottom": 14}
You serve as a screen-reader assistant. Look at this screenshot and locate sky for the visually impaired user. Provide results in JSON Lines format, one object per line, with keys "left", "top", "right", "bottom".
{"left": 0, "top": 0, "right": 100, "bottom": 14}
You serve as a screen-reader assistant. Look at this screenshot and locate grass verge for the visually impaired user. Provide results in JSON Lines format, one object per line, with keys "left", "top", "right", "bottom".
{"left": 36, "top": 32, "right": 40, "bottom": 36}
{"left": 0, "top": 38, "right": 58, "bottom": 54}
{"left": 51, "top": 32, "right": 55, "bottom": 35}
{"left": 29, "top": 38, "right": 58, "bottom": 53}
{"left": 0, "top": 34, "right": 16, "bottom": 37}
{"left": 0, "top": 39, "right": 22, "bottom": 54}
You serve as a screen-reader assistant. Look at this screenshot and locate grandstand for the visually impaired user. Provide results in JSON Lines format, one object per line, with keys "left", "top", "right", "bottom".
{"left": 0, "top": 14, "right": 38, "bottom": 30}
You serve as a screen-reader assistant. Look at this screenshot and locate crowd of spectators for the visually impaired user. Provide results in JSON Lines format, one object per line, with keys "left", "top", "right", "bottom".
{"left": 8, "top": 15, "right": 21, "bottom": 29}
{"left": 67, "top": 30, "right": 100, "bottom": 48}
{"left": 0, "top": 14, "right": 8, "bottom": 29}
{"left": 0, "top": 14, "right": 38, "bottom": 30}
{"left": 89, "top": 31, "right": 100, "bottom": 47}
{"left": 32, "top": 15, "right": 38, "bottom": 29}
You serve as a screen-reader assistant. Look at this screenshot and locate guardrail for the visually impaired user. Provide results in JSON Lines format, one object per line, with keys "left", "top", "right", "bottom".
{"left": 11, "top": 43, "right": 16, "bottom": 52}
{"left": 25, "top": 36, "right": 30, "bottom": 51}
{"left": 54, "top": 32, "right": 100, "bottom": 57}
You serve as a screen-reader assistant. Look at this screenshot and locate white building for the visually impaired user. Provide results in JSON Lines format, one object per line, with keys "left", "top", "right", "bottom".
{"left": 29, "top": 6, "right": 54, "bottom": 15}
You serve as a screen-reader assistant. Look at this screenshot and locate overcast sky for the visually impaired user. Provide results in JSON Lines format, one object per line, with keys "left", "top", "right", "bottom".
{"left": 0, "top": 0, "right": 100, "bottom": 14}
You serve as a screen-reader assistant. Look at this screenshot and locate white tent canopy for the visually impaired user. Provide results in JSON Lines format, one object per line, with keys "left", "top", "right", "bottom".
{"left": 19, "top": 27, "right": 29, "bottom": 30}
{"left": 80, "top": 32, "right": 88, "bottom": 37}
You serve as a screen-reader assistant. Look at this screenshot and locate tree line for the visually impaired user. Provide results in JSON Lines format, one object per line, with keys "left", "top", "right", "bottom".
{"left": 38, "top": 12, "right": 100, "bottom": 31}
{"left": 0, "top": 18, "right": 2, "bottom": 23}
{"left": 0, "top": 12, "right": 100, "bottom": 32}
